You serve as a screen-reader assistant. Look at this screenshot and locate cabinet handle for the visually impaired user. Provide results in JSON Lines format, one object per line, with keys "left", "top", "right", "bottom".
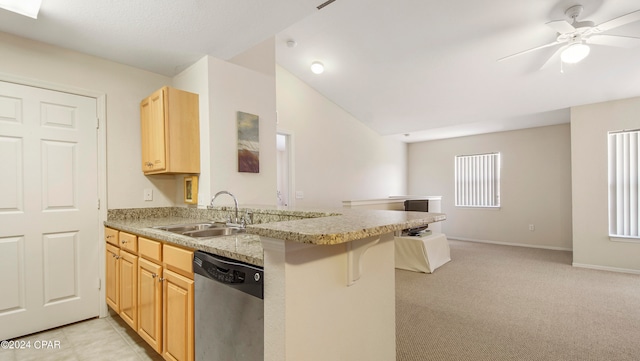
{"left": 121, "top": 240, "right": 127, "bottom": 244}
{"left": 158, "top": 277, "right": 165, "bottom": 283}
{"left": 106, "top": 235, "right": 114, "bottom": 239}
{"left": 113, "top": 255, "right": 120, "bottom": 260}
{"left": 151, "top": 273, "right": 157, "bottom": 278}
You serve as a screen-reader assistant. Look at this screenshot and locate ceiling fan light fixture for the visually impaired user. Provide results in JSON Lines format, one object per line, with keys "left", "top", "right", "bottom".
{"left": 561, "top": 43, "right": 590, "bottom": 64}
{"left": 310, "top": 61, "right": 324, "bottom": 74}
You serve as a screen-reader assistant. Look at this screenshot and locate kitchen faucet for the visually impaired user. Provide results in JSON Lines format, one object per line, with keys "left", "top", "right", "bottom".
{"left": 210, "top": 191, "right": 241, "bottom": 226}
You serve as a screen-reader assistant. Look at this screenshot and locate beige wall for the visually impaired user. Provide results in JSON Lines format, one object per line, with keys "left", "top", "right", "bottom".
{"left": 408, "top": 124, "right": 573, "bottom": 250}
{"left": 172, "top": 57, "right": 212, "bottom": 206}
{"left": 1, "top": 31, "right": 399, "bottom": 211}
{"left": 571, "top": 96, "right": 640, "bottom": 272}
{"left": 172, "top": 52, "right": 278, "bottom": 208}
{"left": 144, "top": 38, "right": 278, "bottom": 208}
{"left": 206, "top": 56, "right": 277, "bottom": 206}
{"left": 0, "top": 32, "right": 174, "bottom": 209}
{"left": 275, "top": 65, "right": 407, "bottom": 208}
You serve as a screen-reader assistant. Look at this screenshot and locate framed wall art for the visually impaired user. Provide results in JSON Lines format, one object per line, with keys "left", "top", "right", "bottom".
{"left": 237, "top": 111, "right": 260, "bottom": 173}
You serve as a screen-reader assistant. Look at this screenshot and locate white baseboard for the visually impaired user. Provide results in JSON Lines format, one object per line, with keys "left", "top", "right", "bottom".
{"left": 572, "top": 263, "right": 640, "bottom": 275}
{"left": 448, "top": 236, "right": 572, "bottom": 252}
{"left": 449, "top": 237, "right": 640, "bottom": 274}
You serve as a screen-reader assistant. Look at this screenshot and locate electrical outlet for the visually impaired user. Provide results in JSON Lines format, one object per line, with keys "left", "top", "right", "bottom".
{"left": 144, "top": 188, "right": 153, "bottom": 201}
{"left": 529, "top": 224, "right": 535, "bottom": 231}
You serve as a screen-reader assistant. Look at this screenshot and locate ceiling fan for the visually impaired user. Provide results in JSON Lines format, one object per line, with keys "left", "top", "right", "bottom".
{"left": 499, "top": 5, "right": 640, "bottom": 67}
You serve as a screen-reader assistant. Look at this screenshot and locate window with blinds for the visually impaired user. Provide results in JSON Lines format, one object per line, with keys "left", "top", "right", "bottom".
{"left": 455, "top": 152, "right": 500, "bottom": 208}
{"left": 608, "top": 130, "right": 640, "bottom": 239}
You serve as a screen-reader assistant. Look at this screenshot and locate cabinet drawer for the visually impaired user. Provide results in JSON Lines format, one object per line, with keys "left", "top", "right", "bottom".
{"left": 119, "top": 232, "right": 138, "bottom": 253}
{"left": 105, "top": 227, "right": 119, "bottom": 246}
{"left": 163, "top": 244, "right": 193, "bottom": 278}
{"left": 139, "top": 237, "right": 162, "bottom": 263}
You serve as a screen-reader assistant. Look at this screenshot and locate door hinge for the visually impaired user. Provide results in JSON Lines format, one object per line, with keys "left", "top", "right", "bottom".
{"left": 97, "top": 199, "right": 101, "bottom": 210}
{"left": 98, "top": 278, "right": 102, "bottom": 290}
{"left": 96, "top": 117, "right": 100, "bottom": 129}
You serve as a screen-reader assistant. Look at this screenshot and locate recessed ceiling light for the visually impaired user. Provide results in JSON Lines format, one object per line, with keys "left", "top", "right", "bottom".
{"left": 286, "top": 40, "right": 297, "bottom": 48}
{"left": 311, "top": 61, "right": 324, "bottom": 74}
{"left": 0, "top": 0, "right": 42, "bottom": 19}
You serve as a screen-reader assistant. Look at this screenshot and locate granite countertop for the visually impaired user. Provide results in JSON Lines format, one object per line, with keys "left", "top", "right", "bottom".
{"left": 246, "top": 207, "right": 446, "bottom": 245}
{"left": 104, "top": 206, "right": 446, "bottom": 267}
{"left": 104, "top": 216, "right": 265, "bottom": 266}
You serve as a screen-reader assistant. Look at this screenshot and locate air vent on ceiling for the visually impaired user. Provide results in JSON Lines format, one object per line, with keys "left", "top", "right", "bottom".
{"left": 316, "top": 0, "right": 336, "bottom": 10}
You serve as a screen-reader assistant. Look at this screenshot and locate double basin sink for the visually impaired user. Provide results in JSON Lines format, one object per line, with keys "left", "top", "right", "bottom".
{"left": 154, "top": 222, "right": 244, "bottom": 238}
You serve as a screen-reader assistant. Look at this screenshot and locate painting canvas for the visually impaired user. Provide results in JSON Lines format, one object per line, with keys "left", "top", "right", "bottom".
{"left": 237, "top": 111, "right": 260, "bottom": 173}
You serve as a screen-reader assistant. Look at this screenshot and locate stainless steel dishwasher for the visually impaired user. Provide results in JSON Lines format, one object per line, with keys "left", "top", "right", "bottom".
{"left": 193, "top": 251, "right": 264, "bottom": 361}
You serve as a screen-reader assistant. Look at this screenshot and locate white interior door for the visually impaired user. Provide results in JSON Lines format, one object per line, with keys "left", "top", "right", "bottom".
{"left": 0, "top": 81, "right": 100, "bottom": 340}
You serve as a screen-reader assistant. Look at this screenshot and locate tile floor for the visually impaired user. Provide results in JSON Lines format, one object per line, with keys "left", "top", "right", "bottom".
{"left": 0, "top": 312, "right": 163, "bottom": 361}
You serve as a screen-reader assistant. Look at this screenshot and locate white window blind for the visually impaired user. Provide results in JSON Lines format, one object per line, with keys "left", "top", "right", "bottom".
{"left": 608, "top": 130, "right": 640, "bottom": 239}
{"left": 455, "top": 152, "right": 500, "bottom": 207}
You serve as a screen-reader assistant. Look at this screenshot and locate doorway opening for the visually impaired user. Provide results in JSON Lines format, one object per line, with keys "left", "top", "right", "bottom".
{"left": 276, "top": 132, "right": 292, "bottom": 206}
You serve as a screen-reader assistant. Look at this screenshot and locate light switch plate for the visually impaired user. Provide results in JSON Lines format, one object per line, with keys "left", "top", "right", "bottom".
{"left": 144, "top": 188, "right": 153, "bottom": 201}
{"left": 295, "top": 191, "right": 304, "bottom": 199}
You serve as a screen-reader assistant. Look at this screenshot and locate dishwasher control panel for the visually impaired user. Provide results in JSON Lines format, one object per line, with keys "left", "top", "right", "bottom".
{"left": 205, "top": 264, "right": 245, "bottom": 284}
{"left": 193, "top": 251, "right": 264, "bottom": 299}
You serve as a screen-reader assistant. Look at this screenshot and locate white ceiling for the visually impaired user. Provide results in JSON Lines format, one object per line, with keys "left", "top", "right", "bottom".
{"left": 2, "top": 0, "right": 640, "bottom": 143}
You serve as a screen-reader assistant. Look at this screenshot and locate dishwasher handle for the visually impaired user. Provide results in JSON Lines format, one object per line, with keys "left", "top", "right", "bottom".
{"left": 193, "top": 251, "right": 264, "bottom": 299}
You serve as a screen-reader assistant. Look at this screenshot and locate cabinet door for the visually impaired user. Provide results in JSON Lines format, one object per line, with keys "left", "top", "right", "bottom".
{"left": 138, "top": 258, "right": 163, "bottom": 353}
{"left": 163, "top": 269, "right": 194, "bottom": 361}
{"left": 140, "top": 88, "right": 166, "bottom": 172}
{"left": 119, "top": 250, "right": 138, "bottom": 330}
{"left": 105, "top": 243, "right": 120, "bottom": 313}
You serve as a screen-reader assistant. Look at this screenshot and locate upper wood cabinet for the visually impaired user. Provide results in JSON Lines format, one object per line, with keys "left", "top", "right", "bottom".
{"left": 140, "top": 86, "right": 200, "bottom": 175}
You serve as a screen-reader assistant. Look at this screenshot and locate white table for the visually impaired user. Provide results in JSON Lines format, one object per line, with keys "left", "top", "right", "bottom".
{"left": 395, "top": 233, "right": 451, "bottom": 273}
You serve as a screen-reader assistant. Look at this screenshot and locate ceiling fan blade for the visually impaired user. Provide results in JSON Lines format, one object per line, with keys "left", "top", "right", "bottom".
{"left": 589, "top": 34, "right": 640, "bottom": 48}
{"left": 498, "top": 40, "right": 561, "bottom": 62}
{"left": 546, "top": 20, "right": 576, "bottom": 34}
{"left": 540, "top": 46, "right": 565, "bottom": 70}
{"left": 596, "top": 9, "right": 640, "bottom": 32}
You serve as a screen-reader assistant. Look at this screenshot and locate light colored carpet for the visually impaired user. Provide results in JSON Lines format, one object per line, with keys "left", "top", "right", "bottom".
{"left": 396, "top": 240, "right": 640, "bottom": 361}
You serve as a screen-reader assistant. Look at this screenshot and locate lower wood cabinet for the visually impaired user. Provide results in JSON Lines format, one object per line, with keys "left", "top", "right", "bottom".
{"left": 105, "top": 243, "right": 120, "bottom": 312}
{"left": 138, "top": 257, "right": 163, "bottom": 353}
{"left": 119, "top": 250, "right": 138, "bottom": 330}
{"left": 105, "top": 228, "right": 194, "bottom": 361}
{"left": 162, "top": 269, "right": 194, "bottom": 361}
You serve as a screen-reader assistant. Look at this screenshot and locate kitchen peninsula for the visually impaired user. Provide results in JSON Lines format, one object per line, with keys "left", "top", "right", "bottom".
{"left": 105, "top": 206, "right": 446, "bottom": 361}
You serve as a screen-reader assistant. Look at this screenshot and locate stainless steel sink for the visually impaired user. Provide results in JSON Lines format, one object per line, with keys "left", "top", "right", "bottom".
{"left": 153, "top": 222, "right": 244, "bottom": 238}
{"left": 182, "top": 227, "right": 243, "bottom": 238}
